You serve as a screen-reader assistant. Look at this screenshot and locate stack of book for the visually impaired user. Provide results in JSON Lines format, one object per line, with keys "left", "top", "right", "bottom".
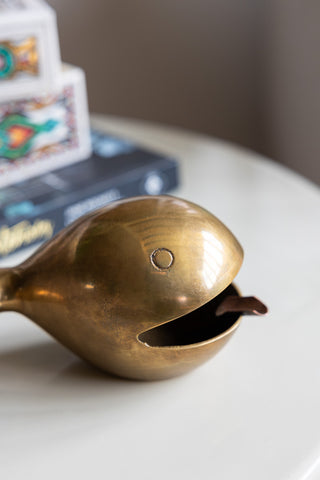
{"left": 0, "top": 0, "right": 179, "bottom": 258}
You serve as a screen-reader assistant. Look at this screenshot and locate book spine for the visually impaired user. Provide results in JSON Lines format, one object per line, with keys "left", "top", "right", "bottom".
{"left": 0, "top": 162, "right": 179, "bottom": 258}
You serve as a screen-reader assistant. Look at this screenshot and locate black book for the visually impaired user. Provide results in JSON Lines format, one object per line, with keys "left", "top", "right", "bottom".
{"left": 0, "top": 129, "right": 179, "bottom": 258}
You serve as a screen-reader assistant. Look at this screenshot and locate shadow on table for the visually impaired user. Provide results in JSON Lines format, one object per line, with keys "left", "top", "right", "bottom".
{"left": 0, "top": 339, "right": 179, "bottom": 404}
{"left": 0, "top": 340, "right": 131, "bottom": 383}
{"left": 0, "top": 339, "right": 183, "bottom": 431}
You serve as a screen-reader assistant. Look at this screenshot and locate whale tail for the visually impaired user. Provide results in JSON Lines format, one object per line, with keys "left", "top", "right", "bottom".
{"left": 0, "top": 268, "right": 22, "bottom": 313}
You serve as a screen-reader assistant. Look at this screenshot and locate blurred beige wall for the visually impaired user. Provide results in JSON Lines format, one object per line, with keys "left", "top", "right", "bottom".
{"left": 260, "top": 1, "right": 320, "bottom": 184}
{"left": 48, "top": 0, "right": 320, "bottom": 184}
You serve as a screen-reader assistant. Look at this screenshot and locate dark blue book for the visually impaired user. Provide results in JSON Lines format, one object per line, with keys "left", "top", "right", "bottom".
{"left": 0, "top": 130, "right": 179, "bottom": 258}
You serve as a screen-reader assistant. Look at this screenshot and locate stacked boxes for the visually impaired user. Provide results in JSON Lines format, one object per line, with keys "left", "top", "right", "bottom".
{"left": 0, "top": 0, "right": 91, "bottom": 187}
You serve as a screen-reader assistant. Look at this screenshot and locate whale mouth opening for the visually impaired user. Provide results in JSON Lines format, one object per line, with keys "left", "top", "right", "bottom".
{"left": 138, "top": 284, "right": 241, "bottom": 348}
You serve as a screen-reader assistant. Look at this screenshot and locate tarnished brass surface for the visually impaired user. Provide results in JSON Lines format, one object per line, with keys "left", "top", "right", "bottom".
{"left": 0, "top": 195, "right": 266, "bottom": 380}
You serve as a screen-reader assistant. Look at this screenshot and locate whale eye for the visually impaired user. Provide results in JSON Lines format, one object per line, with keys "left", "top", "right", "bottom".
{"left": 150, "top": 248, "right": 174, "bottom": 271}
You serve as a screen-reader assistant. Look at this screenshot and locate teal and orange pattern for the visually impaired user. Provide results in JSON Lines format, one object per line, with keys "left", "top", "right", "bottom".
{"left": 0, "top": 85, "right": 77, "bottom": 171}
{"left": 0, "top": 37, "right": 38, "bottom": 80}
{"left": 0, "top": 114, "right": 58, "bottom": 160}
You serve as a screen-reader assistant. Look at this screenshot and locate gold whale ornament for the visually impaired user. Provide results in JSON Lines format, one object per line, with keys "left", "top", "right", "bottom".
{"left": 0, "top": 195, "right": 267, "bottom": 380}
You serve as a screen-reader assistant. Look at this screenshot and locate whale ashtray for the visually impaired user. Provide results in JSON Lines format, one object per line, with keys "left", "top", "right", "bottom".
{"left": 0, "top": 195, "right": 267, "bottom": 380}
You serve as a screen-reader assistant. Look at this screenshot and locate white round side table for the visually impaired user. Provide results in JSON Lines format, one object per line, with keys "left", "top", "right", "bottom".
{"left": 1, "top": 115, "right": 320, "bottom": 480}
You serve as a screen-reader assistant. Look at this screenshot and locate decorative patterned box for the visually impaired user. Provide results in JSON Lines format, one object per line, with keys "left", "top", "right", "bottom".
{"left": 0, "top": 0, "right": 61, "bottom": 101}
{"left": 0, "top": 63, "right": 91, "bottom": 188}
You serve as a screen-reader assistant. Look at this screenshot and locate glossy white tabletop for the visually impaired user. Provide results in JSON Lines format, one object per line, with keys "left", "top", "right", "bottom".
{"left": 1, "top": 115, "right": 320, "bottom": 480}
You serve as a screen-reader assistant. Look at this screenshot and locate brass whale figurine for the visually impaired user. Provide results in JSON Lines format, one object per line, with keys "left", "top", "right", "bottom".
{"left": 0, "top": 195, "right": 267, "bottom": 380}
